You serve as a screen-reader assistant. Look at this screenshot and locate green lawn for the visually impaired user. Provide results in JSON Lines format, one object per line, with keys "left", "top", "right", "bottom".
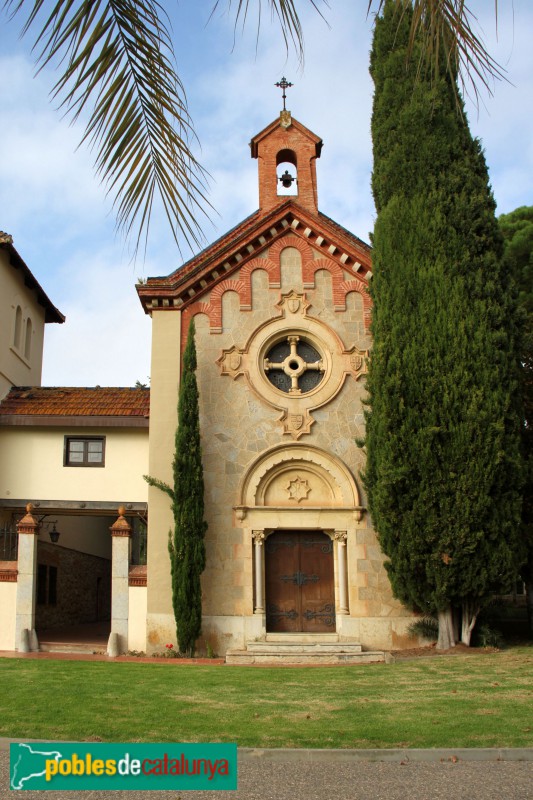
{"left": 1, "top": 648, "right": 532, "bottom": 749}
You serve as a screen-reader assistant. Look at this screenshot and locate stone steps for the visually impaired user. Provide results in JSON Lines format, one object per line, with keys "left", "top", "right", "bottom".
{"left": 225, "top": 639, "right": 385, "bottom": 665}
{"left": 246, "top": 641, "right": 364, "bottom": 654}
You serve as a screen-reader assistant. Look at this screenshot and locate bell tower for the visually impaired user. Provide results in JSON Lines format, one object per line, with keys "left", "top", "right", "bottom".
{"left": 250, "top": 82, "right": 323, "bottom": 215}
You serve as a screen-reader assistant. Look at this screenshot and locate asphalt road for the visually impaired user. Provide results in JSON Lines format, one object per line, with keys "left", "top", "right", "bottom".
{"left": 2, "top": 749, "right": 533, "bottom": 800}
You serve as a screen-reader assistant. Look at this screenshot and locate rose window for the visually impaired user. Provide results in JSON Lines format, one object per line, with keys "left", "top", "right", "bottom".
{"left": 263, "top": 335, "right": 325, "bottom": 394}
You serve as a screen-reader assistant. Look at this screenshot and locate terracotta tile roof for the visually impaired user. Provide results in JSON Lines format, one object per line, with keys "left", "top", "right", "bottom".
{"left": 0, "top": 387, "right": 150, "bottom": 418}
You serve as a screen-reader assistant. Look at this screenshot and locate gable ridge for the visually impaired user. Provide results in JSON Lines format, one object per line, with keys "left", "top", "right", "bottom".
{"left": 137, "top": 204, "right": 372, "bottom": 315}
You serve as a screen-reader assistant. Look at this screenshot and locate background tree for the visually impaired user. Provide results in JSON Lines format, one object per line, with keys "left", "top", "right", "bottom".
{"left": 499, "top": 206, "right": 533, "bottom": 636}
{"left": 3, "top": 0, "right": 502, "bottom": 254}
{"left": 145, "top": 319, "right": 207, "bottom": 655}
{"left": 364, "top": 0, "right": 524, "bottom": 649}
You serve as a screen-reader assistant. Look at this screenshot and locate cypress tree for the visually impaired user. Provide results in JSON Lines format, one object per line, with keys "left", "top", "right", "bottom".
{"left": 170, "top": 319, "right": 207, "bottom": 655}
{"left": 499, "top": 206, "right": 533, "bottom": 635}
{"left": 364, "top": 1, "right": 524, "bottom": 648}
{"left": 145, "top": 318, "right": 207, "bottom": 655}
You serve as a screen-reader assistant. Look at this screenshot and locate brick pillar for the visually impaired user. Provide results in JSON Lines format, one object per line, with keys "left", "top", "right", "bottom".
{"left": 108, "top": 506, "right": 131, "bottom": 656}
{"left": 15, "top": 503, "right": 40, "bottom": 652}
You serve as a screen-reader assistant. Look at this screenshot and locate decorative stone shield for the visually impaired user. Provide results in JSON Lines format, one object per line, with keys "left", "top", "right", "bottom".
{"left": 229, "top": 352, "right": 242, "bottom": 371}
{"left": 290, "top": 414, "right": 303, "bottom": 430}
{"left": 350, "top": 353, "right": 363, "bottom": 372}
{"left": 287, "top": 297, "right": 300, "bottom": 313}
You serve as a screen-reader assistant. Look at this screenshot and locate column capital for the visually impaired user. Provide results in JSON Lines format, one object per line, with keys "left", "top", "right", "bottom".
{"left": 17, "top": 503, "right": 40, "bottom": 535}
{"left": 252, "top": 530, "right": 265, "bottom": 545}
{"left": 334, "top": 531, "right": 347, "bottom": 544}
{"left": 110, "top": 505, "right": 132, "bottom": 537}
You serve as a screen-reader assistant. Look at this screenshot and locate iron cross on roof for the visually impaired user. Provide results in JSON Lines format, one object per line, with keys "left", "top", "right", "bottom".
{"left": 275, "top": 77, "right": 293, "bottom": 110}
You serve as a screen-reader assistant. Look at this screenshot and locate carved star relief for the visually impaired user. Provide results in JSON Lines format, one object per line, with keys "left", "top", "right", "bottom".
{"left": 286, "top": 475, "right": 311, "bottom": 503}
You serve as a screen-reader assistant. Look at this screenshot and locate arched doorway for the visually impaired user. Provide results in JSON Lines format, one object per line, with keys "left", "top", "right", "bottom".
{"left": 236, "top": 443, "right": 365, "bottom": 637}
{"left": 265, "top": 530, "right": 335, "bottom": 633}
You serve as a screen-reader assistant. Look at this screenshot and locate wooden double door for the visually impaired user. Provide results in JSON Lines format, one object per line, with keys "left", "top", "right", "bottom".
{"left": 265, "top": 531, "right": 336, "bottom": 633}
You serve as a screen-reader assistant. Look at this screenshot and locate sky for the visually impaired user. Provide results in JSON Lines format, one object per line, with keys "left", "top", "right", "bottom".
{"left": 1, "top": 0, "right": 532, "bottom": 387}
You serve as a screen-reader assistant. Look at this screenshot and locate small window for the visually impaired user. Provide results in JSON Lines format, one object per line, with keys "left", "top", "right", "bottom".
{"left": 24, "top": 317, "right": 32, "bottom": 360}
{"left": 64, "top": 437, "right": 105, "bottom": 467}
{"left": 13, "top": 306, "right": 22, "bottom": 349}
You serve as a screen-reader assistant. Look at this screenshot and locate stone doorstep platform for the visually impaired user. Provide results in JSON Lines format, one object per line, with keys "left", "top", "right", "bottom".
{"left": 225, "top": 634, "right": 386, "bottom": 665}
{"left": 38, "top": 640, "right": 107, "bottom": 655}
{"left": 36, "top": 622, "right": 109, "bottom": 655}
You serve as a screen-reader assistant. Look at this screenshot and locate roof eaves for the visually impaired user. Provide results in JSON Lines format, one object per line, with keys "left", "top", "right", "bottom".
{"left": 0, "top": 232, "right": 65, "bottom": 324}
{"left": 0, "top": 414, "right": 149, "bottom": 428}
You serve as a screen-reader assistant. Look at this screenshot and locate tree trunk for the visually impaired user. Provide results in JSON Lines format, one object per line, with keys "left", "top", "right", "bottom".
{"left": 437, "top": 607, "right": 456, "bottom": 650}
{"left": 461, "top": 600, "right": 480, "bottom": 646}
{"left": 452, "top": 606, "right": 461, "bottom": 643}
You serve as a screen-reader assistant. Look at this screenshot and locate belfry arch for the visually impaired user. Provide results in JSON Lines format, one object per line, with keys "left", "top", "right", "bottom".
{"left": 235, "top": 444, "right": 364, "bottom": 632}
{"left": 276, "top": 148, "right": 298, "bottom": 197}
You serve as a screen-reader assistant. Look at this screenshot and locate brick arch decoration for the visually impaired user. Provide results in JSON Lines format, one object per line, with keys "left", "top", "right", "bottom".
{"left": 209, "top": 278, "right": 248, "bottom": 326}
{"left": 268, "top": 233, "right": 313, "bottom": 268}
{"left": 304, "top": 259, "right": 371, "bottom": 333}
{"left": 339, "top": 280, "right": 372, "bottom": 331}
{"left": 180, "top": 233, "right": 371, "bottom": 345}
{"left": 181, "top": 302, "right": 215, "bottom": 353}
{"left": 239, "top": 257, "right": 281, "bottom": 309}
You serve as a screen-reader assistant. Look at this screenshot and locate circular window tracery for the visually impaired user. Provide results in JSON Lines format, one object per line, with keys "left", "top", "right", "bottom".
{"left": 263, "top": 335, "right": 325, "bottom": 394}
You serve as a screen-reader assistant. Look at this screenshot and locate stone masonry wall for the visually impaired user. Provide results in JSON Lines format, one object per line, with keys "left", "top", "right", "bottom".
{"left": 195, "top": 239, "right": 409, "bottom": 631}
{"left": 36, "top": 541, "right": 111, "bottom": 629}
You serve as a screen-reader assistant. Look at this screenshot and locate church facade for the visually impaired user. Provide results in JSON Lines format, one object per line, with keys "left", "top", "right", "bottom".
{"left": 138, "top": 110, "right": 415, "bottom": 657}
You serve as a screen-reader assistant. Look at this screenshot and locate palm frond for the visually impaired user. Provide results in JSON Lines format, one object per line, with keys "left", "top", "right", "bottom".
{"left": 5, "top": 0, "right": 212, "bottom": 255}
{"left": 213, "top": 0, "right": 329, "bottom": 62}
{"left": 369, "top": 0, "right": 504, "bottom": 99}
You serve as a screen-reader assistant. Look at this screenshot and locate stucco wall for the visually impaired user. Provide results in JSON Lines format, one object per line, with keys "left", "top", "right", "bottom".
{"left": 128, "top": 585, "right": 147, "bottom": 652}
{"left": 0, "top": 426, "right": 148, "bottom": 503}
{"left": 145, "top": 312, "right": 180, "bottom": 649}
{"left": 0, "top": 250, "right": 46, "bottom": 399}
{"left": 0, "top": 580, "right": 17, "bottom": 649}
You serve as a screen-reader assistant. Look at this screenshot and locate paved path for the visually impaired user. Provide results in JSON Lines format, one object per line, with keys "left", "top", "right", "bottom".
{"left": 2, "top": 746, "right": 533, "bottom": 799}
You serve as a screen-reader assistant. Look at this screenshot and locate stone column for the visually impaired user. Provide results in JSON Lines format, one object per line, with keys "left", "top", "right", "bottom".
{"left": 334, "top": 531, "right": 349, "bottom": 615}
{"left": 15, "top": 503, "right": 40, "bottom": 652}
{"left": 252, "top": 531, "right": 265, "bottom": 614}
{"left": 108, "top": 506, "right": 131, "bottom": 656}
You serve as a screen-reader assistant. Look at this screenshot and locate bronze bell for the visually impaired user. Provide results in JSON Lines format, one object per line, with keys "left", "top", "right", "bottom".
{"left": 279, "top": 170, "right": 295, "bottom": 188}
